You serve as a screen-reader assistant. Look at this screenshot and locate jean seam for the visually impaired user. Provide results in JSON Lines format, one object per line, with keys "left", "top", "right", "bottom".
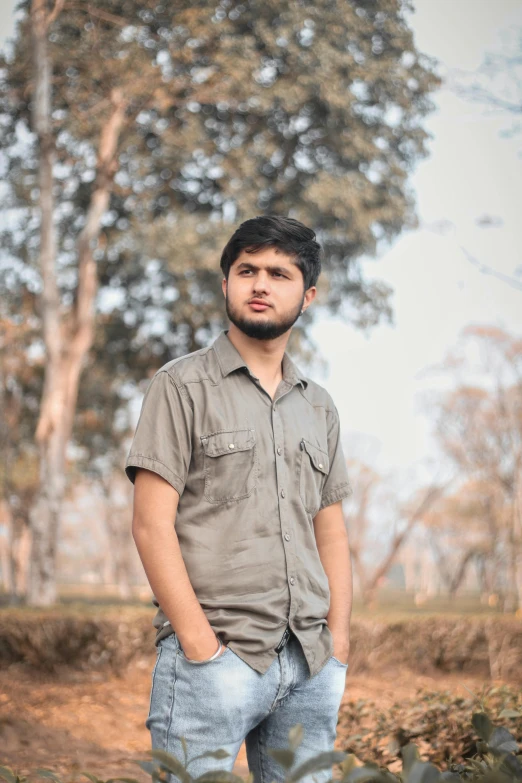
{"left": 164, "top": 643, "right": 179, "bottom": 752}
{"left": 148, "top": 645, "right": 163, "bottom": 720}
{"left": 257, "top": 720, "right": 267, "bottom": 783}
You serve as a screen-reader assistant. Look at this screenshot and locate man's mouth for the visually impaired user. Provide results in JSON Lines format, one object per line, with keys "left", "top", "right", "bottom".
{"left": 249, "top": 301, "right": 270, "bottom": 311}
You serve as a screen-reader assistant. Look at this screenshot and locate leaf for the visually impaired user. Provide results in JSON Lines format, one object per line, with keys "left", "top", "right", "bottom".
{"left": 499, "top": 752, "right": 522, "bottom": 780}
{"left": 190, "top": 750, "right": 231, "bottom": 763}
{"left": 192, "top": 773, "right": 245, "bottom": 783}
{"left": 401, "top": 743, "right": 420, "bottom": 777}
{"left": 181, "top": 736, "right": 189, "bottom": 767}
{"left": 407, "top": 761, "right": 441, "bottom": 783}
{"left": 106, "top": 778, "right": 143, "bottom": 783}
{"left": 149, "top": 750, "right": 192, "bottom": 783}
{"left": 33, "top": 771, "right": 64, "bottom": 783}
{"left": 287, "top": 751, "right": 347, "bottom": 783}
{"left": 265, "top": 749, "right": 295, "bottom": 770}
{"left": 498, "top": 709, "right": 522, "bottom": 720}
{"left": 288, "top": 724, "right": 304, "bottom": 752}
{"left": 131, "top": 761, "right": 156, "bottom": 776}
{"left": 78, "top": 774, "right": 100, "bottom": 783}
{"left": 343, "top": 768, "right": 384, "bottom": 783}
{"left": 339, "top": 755, "right": 358, "bottom": 777}
{"left": 0, "top": 767, "right": 17, "bottom": 783}
{"left": 488, "top": 726, "right": 520, "bottom": 754}
{"left": 472, "top": 712, "right": 494, "bottom": 742}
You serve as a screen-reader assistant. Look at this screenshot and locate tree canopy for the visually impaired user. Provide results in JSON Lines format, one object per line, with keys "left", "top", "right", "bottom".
{"left": 0, "top": 0, "right": 440, "bottom": 488}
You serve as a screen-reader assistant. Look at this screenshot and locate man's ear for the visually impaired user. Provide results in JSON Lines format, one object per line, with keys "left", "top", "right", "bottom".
{"left": 222, "top": 277, "right": 227, "bottom": 298}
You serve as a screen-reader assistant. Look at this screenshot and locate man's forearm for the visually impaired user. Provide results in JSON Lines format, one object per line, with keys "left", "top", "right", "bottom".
{"left": 314, "top": 511, "right": 353, "bottom": 655}
{"left": 321, "top": 538, "right": 352, "bottom": 642}
{"left": 132, "top": 522, "right": 218, "bottom": 658}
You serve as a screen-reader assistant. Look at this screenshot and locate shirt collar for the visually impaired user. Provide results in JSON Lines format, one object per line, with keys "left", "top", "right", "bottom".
{"left": 212, "top": 329, "right": 308, "bottom": 390}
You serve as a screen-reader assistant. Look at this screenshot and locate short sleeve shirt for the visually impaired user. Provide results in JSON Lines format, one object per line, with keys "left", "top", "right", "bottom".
{"left": 125, "top": 329, "right": 352, "bottom": 677}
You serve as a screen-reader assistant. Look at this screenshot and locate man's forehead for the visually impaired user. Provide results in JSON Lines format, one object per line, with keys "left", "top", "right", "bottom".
{"left": 234, "top": 248, "right": 299, "bottom": 270}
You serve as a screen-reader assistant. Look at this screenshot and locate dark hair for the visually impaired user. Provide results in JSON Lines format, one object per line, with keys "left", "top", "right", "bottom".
{"left": 219, "top": 215, "right": 322, "bottom": 290}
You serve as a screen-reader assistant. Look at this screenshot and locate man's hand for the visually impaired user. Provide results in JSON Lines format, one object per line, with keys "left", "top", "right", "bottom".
{"left": 183, "top": 636, "right": 228, "bottom": 662}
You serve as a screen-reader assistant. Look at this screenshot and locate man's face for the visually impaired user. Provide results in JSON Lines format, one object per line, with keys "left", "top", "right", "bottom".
{"left": 222, "top": 247, "right": 315, "bottom": 341}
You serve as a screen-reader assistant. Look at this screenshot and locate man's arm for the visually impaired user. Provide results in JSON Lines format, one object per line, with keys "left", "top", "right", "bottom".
{"left": 313, "top": 499, "right": 352, "bottom": 663}
{"left": 132, "top": 468, "right": 222, "bottom": 660}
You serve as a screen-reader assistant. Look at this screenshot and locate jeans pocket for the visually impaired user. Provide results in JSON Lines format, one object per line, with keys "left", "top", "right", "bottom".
{"left": 179, "top": 644, "right": 232, "bottom": 666}
{"left": 330, "top": 654, "right": 349, "bottom": 668}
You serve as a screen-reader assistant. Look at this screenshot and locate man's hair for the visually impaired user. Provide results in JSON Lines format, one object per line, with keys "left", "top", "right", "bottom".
{"left": 219, "top": 215, "right": 322, "bottom": 290}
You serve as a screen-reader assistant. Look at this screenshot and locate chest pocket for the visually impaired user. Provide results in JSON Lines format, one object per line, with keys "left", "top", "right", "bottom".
{"left": 299, "top": 438, "right": 329, "bottom": 515}
{"left": 201, "top": 428, "right": 258, "bottom": 504}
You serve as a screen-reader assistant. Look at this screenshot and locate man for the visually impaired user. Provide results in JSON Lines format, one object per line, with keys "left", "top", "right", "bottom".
{"left": 125, "top": 215, "right": 353, "bottom": 783}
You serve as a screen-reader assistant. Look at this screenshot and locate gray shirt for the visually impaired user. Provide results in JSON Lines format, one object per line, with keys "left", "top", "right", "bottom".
{"left": 125, "top": 328, "right": 352, "bottom": 676}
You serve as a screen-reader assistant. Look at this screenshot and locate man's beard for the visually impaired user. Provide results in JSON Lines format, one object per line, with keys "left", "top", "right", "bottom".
{"left": 225, "top": 291, "right": 305, "bottom": 341}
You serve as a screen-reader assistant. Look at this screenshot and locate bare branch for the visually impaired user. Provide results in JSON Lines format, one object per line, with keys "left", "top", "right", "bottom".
{"left": 459, "top": 245, "right": 522, "bottom": 292}
{"left": 47, "top": 0, "right": 65, "bottom": 27}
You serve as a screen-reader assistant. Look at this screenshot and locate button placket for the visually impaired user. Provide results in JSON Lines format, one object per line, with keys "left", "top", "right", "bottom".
{"left": 270, "top": 390, "right": 298, "bottom": 625}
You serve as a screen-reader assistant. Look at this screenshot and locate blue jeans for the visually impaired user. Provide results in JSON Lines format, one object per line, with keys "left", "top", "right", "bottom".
{"left": 146, "top": 630, "right": 348, "bottom": 783}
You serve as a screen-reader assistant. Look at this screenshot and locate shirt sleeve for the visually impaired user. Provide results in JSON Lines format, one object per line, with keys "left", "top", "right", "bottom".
{"left": 318, "top": 404, "right": 353, "bottom": 511}
{"left": 124, "top": 369, "right": 192, "bottom": 496}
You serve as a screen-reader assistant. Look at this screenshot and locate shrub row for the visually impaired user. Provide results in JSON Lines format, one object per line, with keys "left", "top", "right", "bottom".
{"left": 0, "top": 612, "right": 519, "bottom": 680}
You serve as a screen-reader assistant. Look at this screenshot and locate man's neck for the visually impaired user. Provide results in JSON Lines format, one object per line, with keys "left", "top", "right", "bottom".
{"left": 226, "top": 325, "right": 289, "bottom": 384}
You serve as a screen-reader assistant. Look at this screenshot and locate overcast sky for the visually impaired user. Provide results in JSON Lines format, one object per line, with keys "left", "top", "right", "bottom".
{"left": 1, "top": 1, "right": 521, "bottom": 490}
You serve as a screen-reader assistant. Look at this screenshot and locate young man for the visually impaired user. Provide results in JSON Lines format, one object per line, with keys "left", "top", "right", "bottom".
{"left": 125, "top": 215, "right": 353, "bottom": 783}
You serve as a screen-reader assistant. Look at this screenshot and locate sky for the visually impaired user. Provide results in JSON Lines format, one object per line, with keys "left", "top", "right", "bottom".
{"left": 310, "top": 0, "right": 522, "bottom": 486}
{"left": 1, "top": 0, "right": 521, "bottom": 491}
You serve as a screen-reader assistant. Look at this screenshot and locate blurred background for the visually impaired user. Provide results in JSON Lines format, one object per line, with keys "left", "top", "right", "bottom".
{"left": 0, "top": 0, "right": 521, "bottom": 614}
{"left": 0, "top": 0, "right": 521, "bottom": 778}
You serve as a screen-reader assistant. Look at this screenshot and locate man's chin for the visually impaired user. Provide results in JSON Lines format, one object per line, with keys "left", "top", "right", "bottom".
{"left": 228, "top": 315, "right": 292, "bottom": 341}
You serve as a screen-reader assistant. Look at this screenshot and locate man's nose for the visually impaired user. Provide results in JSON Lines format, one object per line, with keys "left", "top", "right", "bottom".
{"left": 253, "top": 272, "right": 271, "bottom": 290}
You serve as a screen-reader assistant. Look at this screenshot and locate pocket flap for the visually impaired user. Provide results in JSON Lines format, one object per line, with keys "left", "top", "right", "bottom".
{"left": 201, "top": 429, "right": 255, "bottom": 457}
{"left": 301, "top": 439, "right": 329, "bottom": 475}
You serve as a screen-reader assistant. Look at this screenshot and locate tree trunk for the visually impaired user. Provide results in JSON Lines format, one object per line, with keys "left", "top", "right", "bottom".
{"left": 28, "top": 0, "right": 127, "bottom": 605}
{"left": 363, "top": 484, "right": 447, "bottom": 607}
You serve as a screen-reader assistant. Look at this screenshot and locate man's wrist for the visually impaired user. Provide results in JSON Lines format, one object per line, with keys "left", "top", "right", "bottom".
{"left": 183, "top": 635, "right": 223, "bottom": 664}
{"left": 178, "top": 625, "right": 220, "bottom": 658}
{"left": 182, "top": 631, "right": 223, "bottom": 662}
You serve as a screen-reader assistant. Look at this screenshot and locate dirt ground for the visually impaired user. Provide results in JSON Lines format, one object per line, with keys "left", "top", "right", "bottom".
{"left": 0, "top": 658, "right": 502, "bottom": 782}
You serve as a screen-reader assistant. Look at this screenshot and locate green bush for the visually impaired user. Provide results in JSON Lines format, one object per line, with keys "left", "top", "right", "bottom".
{"left": 1, "top": 705, "right": 521, "bottom": 783}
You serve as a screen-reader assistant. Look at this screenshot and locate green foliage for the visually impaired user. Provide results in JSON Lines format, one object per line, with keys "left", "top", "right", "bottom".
{"left": 1, "top": 706, "right": 521, "bottom": 783}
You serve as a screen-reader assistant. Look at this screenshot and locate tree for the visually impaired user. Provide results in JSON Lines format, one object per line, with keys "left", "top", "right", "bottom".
{"left": 0, "top": 0, "right": 441, "bottom": 604}
{"left": 423, "top": 481, "right": 502, "bottom": 598}
{"left": 429, "top": 325, "right": 522, "bottom": 613}
{"left": 449, "top": 24, "right": 522, "bottom": 140}
{"left": 344, "top": 458, "right": 448, "bottom": 607}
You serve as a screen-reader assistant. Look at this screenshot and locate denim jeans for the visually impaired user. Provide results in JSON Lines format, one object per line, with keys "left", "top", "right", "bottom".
{"left": 146, "top": 629, "right": 348, "bottom": 783}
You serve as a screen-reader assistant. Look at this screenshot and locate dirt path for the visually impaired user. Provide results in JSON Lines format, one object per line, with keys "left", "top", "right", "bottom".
{"left": 0, "top": 659, "right": 497, "bottom": 782}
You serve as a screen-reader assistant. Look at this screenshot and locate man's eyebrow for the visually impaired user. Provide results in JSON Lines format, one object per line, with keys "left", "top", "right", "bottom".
{"left": 235, "top": 261, "right": 294, "bottom": 275}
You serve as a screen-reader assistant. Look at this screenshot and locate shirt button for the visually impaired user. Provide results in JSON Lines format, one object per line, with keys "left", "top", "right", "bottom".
{"left": 284, "top": 533, "right": 290, "bottom": 541}
{"left": 290, "top": 577, "right": 295, "bottom": 585}
{"left": 228, "top": 443, "right": 235, "bottom": 449}
{"left": 281, "top": 489, "right": 285, "bottom": 498}
{"left": 318, "top": 462, "right": 324, "bottom": 468}
{"left": 277, "top": 447, "right": 282, "bottom": 455}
